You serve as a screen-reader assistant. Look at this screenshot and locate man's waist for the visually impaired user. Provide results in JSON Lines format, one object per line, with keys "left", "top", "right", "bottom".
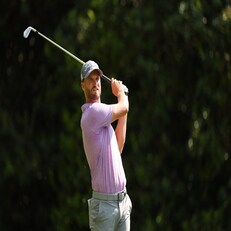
{"left": 92, "top": 189, "right": 127, "bottom": 201}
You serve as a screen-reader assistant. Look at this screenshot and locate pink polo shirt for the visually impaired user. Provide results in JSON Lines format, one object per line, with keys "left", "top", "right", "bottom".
{"left": 81, "top": 102, "right": 126, "bottom": 194}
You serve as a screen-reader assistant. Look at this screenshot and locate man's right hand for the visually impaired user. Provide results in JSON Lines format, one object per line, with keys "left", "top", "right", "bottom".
{"left": 111, "top": 78, "right": 125, "bottom": 97}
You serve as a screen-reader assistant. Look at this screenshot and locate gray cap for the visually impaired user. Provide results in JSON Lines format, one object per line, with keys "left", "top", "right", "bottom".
{"left": 81, "top": 60, "right": 103, "bottom": 81}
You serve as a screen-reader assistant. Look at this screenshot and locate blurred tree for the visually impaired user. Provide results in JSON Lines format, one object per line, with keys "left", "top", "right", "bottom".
{"left": 0, "top": 0, "right": 230, "bottom": 230}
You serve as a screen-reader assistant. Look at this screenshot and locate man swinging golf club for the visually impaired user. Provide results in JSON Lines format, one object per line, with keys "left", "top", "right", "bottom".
{"left": 80, "top": 60, "right": 132, "bottom": 231}
{"left": 23, "top": 26, "right": 131, "bottom": 230}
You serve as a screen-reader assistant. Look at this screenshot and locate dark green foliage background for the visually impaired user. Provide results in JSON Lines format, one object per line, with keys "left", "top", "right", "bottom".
{"left": 1, "top": 0, "right": 230, "bottom": 230}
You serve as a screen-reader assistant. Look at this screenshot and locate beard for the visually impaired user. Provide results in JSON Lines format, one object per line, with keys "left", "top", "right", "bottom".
{"left": 86, "top": 87, "right": 101, "bottom": 101}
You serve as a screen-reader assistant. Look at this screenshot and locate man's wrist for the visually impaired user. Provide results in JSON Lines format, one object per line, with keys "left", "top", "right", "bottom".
{"left": 117, "top": 90, "right": 125, "bottom": 98}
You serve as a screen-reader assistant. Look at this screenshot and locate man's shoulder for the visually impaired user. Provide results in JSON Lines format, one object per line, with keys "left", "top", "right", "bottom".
{"left": 82, "top": 103, "right": 111, "bottom": 119}
{"left": 86, "top": 102, "right": 111, "bottom": 111}
{"left": 82, "top": 102, "right": 103, "bottom": 112}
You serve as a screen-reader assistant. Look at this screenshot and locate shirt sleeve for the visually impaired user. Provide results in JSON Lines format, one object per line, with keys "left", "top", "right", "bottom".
{"left": 87, "top": 103, "right": 113, "bottom": 131}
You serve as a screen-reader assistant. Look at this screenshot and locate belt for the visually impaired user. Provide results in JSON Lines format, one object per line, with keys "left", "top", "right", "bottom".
{"left": 92, "top": 189, "right": 127, "bottom": 201}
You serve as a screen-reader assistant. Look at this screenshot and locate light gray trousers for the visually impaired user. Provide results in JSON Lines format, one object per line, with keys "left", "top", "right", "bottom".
{"left": 88, "top": 192, "right": 132, "bottom": 231}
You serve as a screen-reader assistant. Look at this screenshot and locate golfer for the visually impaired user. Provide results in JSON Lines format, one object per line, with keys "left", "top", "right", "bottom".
{"left": 80, "top": 60, "right": 132, "bottom": 231}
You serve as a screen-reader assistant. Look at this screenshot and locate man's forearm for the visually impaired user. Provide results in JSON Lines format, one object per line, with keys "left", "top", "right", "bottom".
{"left": 117, "top": 91, "right": 129, "bottom": 111}
{"left": 115, "top": 114, "right": 127, "bottom": 154}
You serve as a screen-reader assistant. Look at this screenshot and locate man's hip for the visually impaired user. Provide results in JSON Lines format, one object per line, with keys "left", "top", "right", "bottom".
{"left": 88, "top": 190, "right": 132, "bottom": 231}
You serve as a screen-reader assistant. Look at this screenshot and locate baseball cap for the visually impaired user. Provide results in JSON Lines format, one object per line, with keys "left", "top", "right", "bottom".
{"left": 81, "top": 60, "right": 103, "bottom": 81}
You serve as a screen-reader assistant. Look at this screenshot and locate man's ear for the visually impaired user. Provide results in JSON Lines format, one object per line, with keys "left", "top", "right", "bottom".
{"left": 81, "top": 82, "right": 85, "bottom": 91}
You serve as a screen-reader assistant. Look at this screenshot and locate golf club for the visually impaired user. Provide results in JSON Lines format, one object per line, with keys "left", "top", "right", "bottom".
{"left": 23, "top": 26, "right": 128, "bottom": 95}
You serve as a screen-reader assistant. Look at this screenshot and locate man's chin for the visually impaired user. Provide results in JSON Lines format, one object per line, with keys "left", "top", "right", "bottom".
{"left": 90, "top": 93, "right": 100, "bottom": 100}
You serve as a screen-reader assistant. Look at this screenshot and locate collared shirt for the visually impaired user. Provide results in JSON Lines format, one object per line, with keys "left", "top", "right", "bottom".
{"left": 81, "top": 102, "right": 126, "bottom": 194}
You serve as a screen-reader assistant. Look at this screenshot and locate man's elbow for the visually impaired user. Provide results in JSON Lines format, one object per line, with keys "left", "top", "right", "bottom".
{"left": 112, "top": 102, "right": 129, "bottom": 122}
{"left": 121, "top": 103, "right": 129, "bottom": 116}
{"left": 119, "top": 144, "right": 125, "bottom": 154}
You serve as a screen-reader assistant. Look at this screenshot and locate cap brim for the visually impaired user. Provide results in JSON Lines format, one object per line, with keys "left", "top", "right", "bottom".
{"left": 84, "top": 68, "right": 103, "bottom": 79}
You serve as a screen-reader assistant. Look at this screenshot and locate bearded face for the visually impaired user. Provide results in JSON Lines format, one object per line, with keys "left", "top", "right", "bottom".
{"left": 82, "top": 70, "right": 101, "bottom": 103}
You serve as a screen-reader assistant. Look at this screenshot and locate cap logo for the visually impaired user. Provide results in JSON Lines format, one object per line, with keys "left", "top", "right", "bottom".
{"left": 81, "top": 60, "right": 102, "bottom": 81}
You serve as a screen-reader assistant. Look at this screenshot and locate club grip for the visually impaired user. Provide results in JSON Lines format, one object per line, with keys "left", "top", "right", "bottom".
{"left": 101, "top": 74, "right": 129, "bottom": 95}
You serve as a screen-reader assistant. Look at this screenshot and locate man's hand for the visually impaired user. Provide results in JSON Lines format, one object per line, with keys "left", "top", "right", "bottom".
{"left": 111, "top": 78, "right": 125, "bottom": 97}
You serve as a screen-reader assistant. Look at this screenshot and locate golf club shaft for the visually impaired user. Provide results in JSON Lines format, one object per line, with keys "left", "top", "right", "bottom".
{"left": 35, "top": 29, "right": 85, "bottom": 65}
{"left": 33, "top": 28, "right": 112, "bottom": 84}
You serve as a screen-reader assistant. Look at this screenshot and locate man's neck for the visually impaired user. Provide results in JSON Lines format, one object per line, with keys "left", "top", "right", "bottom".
{"left": 86, "top": 98, "right": 101, "bottom": 103}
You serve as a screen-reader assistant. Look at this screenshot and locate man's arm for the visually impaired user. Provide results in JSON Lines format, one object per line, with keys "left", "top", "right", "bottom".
{"left": 111, "top": 78, "right": 129, "bottom": 153}
{"left": 115, "top": 114, "right": 127, "bottom": 154}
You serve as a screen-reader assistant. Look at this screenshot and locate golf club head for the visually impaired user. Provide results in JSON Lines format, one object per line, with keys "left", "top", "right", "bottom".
{"left": 23, "top": 26, "right": 36, "bottom": 38}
